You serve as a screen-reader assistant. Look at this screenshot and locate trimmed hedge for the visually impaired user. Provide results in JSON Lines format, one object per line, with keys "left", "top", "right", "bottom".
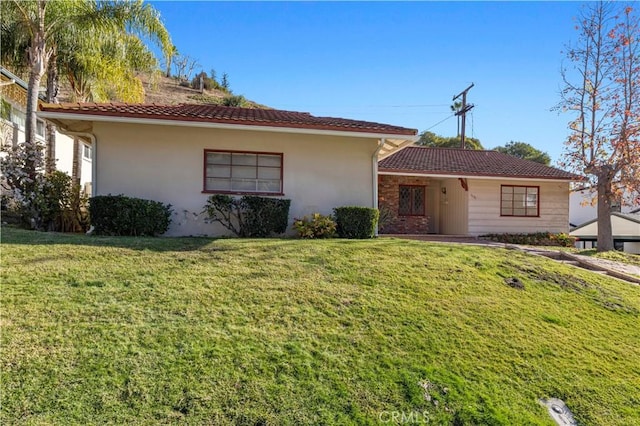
{"left": 89, "top": 195, "right": 172, "bottom": 236}
{"left": 334, "top": 206, "right": 379, "bottom": 239}
{"left": 480, "top": 232, "right": 576, "bottom": 247}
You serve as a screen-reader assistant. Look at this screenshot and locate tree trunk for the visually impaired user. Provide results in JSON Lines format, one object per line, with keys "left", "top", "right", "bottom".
{"left": 45, "top": 50, "right": 59, "bottom": 174}
{"left": 596, "top": 170, "right": 614, "bottom": 252}
{"left": 24, "top": 0, "right": 50, "bottom": 179}
{"left": 71, "top": 137, "right": 80, "bottom": 187}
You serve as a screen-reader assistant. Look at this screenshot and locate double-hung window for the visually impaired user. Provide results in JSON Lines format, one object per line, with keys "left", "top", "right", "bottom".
{"left": 500, "top": 185, "right": 539, "bottom": 217}
{"left": 398, "top": 185, "right": 425, "bottom": 216}
{"left": 204, "top": 150, "right": 283, "bottom": 194}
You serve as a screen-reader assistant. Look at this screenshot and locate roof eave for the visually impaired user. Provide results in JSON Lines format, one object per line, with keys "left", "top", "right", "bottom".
{"left": 37, "top": 110, "right": 418, "bottom": 141}
{"left": 378, "top": 169, "right": 580, "bottom": 182}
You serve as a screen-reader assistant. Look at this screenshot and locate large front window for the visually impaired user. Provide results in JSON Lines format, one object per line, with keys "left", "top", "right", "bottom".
{"left": 399, "top": 185, "right": 425, "bottom": 216}
{"left": 500, "top": 185, "right": 539, "bottom": 217}
{"left": 204, "top": 150, "right": 283, "bottom": 194}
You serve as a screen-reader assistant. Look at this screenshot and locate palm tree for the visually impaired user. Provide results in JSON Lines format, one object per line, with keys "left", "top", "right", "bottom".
{"left": 0, "top": 0, "right": 172, "bottom": 176}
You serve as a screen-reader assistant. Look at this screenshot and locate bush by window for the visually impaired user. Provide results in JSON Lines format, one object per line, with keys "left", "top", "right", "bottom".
{"left": 203, "top": 194, "right": 290, "bottom": 237}
{"left": 89, "top": 195, "right": 172, "bottom": 236}
{"left": 334, "top": 206, "right": 379, "bottom": 239}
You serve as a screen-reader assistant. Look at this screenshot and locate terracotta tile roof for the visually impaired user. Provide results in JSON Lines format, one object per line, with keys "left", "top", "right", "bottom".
{"left": 379, "top": 146, "right": 583, "bottom": 180}
{"left": 39, "top": 102, "right": 417, "bottom": 136}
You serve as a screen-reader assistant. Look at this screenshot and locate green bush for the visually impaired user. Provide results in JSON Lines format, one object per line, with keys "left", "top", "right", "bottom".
{"left": 89, "top": 195, "right": 172, "bottom": 236}
{"left": 480, "top": 232, "right": 577, "bottom": 247}
{"left": 333, "top": 206, "right": 379, "bottom": 239}
{"left": 293, "top": 213, "right": 337, "bottom": 239}
{"left": 203, "top": 195, "right": 291, "bottom": 237}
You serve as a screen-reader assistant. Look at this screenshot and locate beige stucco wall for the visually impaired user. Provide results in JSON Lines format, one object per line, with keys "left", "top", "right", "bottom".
{"left": 467, "top": 179, "right": 571, "bottom": 236}
{"left": 92, "top": 122, "right": 379, "bottom": 236}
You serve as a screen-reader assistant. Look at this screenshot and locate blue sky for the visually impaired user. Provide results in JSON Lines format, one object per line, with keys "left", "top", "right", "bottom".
{"left": 150, "top": 1, "right": 585, "bottom": 163}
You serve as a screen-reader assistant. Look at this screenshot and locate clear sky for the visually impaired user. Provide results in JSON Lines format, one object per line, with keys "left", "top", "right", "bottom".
{"left": 149, "top": 1, "right": 585, "bottom": 164}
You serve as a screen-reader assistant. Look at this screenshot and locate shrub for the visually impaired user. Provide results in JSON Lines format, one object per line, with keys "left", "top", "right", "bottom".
{"left": 333, "top": 206, "right": 379, "bottom": 239}
{"left": 480, "top": 232, "right": 577, "bottom": 247}
{"left": 89, "top": 195, "right": 172, "bottom": 236}
{"left": 293, "top": 213, "right": 337, "bottom": 239}
{"left": 203, "top": 195, "right": 291, "bottom": 237}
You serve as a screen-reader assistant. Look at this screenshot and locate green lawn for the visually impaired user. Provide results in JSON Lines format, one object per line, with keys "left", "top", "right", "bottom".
{"left": 2, "top": 227, "right": 639, "bottom": 425}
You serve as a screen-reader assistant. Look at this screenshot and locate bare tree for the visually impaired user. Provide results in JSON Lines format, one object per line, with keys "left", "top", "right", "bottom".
{"left": 558, "top": 2, "right": 640, "bottom": 251}
{"left": 173, "top": 54, "right": 200, "bottom": 83}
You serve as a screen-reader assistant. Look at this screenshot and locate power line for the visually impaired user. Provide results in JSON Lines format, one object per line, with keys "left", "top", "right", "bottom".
{"left": 423, "top": 113, "right": 456, "bottom": 132}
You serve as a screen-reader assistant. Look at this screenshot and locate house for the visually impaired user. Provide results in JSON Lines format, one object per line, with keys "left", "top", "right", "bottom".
{"left": 0, "top": 67, "right": 92, "bottom": 191}
{"left": 377, "top": 146, "right": 582, "bottom": 236}
{"left": 570, "top": 212, "right": 640, "bottom": 254}
{"left": 570, "top": 186, "right": 639, "bottom": 227}
{"left": 38, "top": 103, "right": 418, "bottom": 236}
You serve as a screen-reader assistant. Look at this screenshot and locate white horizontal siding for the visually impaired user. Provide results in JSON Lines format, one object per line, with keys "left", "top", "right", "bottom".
{"left": 467, "top": 179, "right": 570, "bottom": 236}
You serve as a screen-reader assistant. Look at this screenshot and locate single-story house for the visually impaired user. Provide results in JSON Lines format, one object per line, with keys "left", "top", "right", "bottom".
{"left": 38, "top": 103, "right": 418, "bottom": 236}
{"left": 570, "top": 185, "right": 639, "bottom": 228}
{"left": 378, "top": 146, "right": 583, "bottom": 236}
{"left": 570, "top": 213, "right": 640, "bottom": 254}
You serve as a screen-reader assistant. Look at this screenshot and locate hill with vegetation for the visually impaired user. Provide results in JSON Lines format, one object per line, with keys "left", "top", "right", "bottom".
{"left": 2, "top": 227, "right": 639, "bottom": 425}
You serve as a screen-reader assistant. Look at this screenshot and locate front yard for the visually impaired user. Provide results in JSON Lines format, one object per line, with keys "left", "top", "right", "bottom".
{"left": 1, "top": 227, "right": 639, "bottom": 425}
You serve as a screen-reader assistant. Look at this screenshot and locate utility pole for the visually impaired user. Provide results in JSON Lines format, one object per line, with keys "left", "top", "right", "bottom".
{"left": 452, "top": 83, "right": 475, "bottom": 149}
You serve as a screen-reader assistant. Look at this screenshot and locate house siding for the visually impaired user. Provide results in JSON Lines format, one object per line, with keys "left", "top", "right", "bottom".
{"left": 92, "top": 122, "right": 378, "bottom": 236}
{"left": 378, "top": 174, "right": 430, "bottom": 234}
{"left": 467, "top": 179, "right": 570, "bottom": 236}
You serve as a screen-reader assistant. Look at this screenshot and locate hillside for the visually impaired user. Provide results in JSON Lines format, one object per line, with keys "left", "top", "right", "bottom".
{"left": 2, "top": 227, "right": 639, "bottom": 425}
{"left": 139, "top": 73, "right": 267, "bottom": 108}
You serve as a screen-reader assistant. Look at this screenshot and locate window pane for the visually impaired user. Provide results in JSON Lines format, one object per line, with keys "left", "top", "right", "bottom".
{"left": 258, "top": 167, "right": 280, "bottom": 179}
{"left": 513, "top": 186, "right": 526, "bottom": 195}
{"left": 258, "top": 180, "right": 281, "bottom": 192}
{"left": 513, "top": 208, "right": 526, "bottom": 216}
{"left": 513, "top": 193, "right": 525, "bottom": 206}
{"left": 232, "top": 153, "right": 256, "bottom": 166}
{"left": 528, "top": 187, "right": 538, "bottom": 195}
{"left": 399, "top": 187, "right": 411, "bottom": 215}
{"left": 232, "top": 165, "right": 256, "bottom": 179}
{"left": 501, "top": 207, "right": 512, "bottom": 216}
{"left": 501, "top": 186, "right": 512, "bottom": 194}
{"left": 258, "top": 154, "right": 281, "bottom": 167}
{"left": 502, "top": 192, "right": 513, "bottom": 201}
{"left": 231, "top": 179, "right": 256, "bottom": 191}
{"left": 413, "top": 187, "right": 425, "bottom": 215}
{"left": 36, "top": 120, "right": 45, "bottom": 137}
{"left": 207, "top": 165, "right": 230, "bottom": 178}
{"left": 207, "top": 152, "right": 230, "bottom": 165}
{"left": 206, "top": 178, "right": 231, "bottom": 191}
{"left": 526, "top": 209, "right": 538, "bottom": 216}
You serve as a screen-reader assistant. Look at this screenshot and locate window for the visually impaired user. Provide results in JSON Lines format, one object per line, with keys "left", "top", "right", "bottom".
{"left": 500, "top": 185, "right": 539, "bottom": 217}
{"left": 36, "top": 119, "right": 45, "bottom": 138}
{"left": 82, "top": 144, "right": 92, "bottom": 160}
{"left": 399, "top": 185, "right": 425, "bottom": 216}
{"left": 204, "top": 150, "right": 283, "bottom": 194}
{"left": 11, "top": 108, "right": 25, "bottom": 128}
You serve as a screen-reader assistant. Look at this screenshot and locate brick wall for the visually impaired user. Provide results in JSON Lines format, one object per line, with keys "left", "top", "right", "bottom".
{"left": 378, "top": 174, "right": 430, "bottom": 234}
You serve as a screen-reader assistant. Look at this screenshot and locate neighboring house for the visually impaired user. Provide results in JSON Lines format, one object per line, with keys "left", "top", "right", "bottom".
{"left": 38, "top": 103, "right": 418, "bottom": 236}
{"left": 570, "top": 213, "right": 640, "bottom": 254}
{"left": 570, "top": 186, "right": 639, "bottom": 227}
{"left": 378, "top": 147, "right": 582, "bottom": 236}
{"left": 0, "top": 67, "right": 92, "bottom": 191}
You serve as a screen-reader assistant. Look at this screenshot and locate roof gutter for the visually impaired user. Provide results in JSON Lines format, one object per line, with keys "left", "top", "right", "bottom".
{"left": 37, "top": 111, "right": 417, "bottom": 141}
{"left": 372, "top": 139, "right": 386, "bottom": 236}
{"left": 378, "top": 171, "right": 579, "bottom": 182}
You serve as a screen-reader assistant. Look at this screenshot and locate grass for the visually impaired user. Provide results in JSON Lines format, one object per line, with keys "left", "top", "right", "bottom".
{"left": 2, "top": 226, "right": 639, "bottom": 425}
{"left": 577, "top": 249, "right": 640, "bottom": 268}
